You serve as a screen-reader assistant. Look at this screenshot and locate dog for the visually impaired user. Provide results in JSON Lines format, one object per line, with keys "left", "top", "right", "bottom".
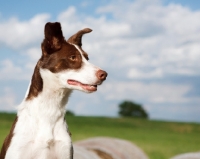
{"left": 0, "top": 22, "right": 107, "bottom": 159}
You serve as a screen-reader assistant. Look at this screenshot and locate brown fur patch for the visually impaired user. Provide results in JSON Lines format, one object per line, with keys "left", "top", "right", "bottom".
{"left": 92, "top": 149, "right": 113, "bottom": 159}
{"left": 41, "top": 42, "right": 82, "bottom": 73}
{"left": 67, "top": 28, "right": 92, "bottom": 47}
{"left": 26, "top": 61, "right": 43, "bottom": 100}
{"left": 42, "top": 22, "right": 64, "bottom": 54}
{"left": 0, "top": 117, "right": 18, "bottom": 159}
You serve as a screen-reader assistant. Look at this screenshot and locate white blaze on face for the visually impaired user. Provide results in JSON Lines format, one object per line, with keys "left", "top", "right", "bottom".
{"left": 55, "top": 44, "right": 102, "bottom": 93}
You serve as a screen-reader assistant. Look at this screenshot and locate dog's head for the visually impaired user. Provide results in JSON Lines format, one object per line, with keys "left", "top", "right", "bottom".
{"left": 37, "top": 22, "right": 107, "bottom": 93}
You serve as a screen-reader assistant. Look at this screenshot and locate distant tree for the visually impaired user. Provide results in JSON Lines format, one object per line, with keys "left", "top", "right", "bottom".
{"left": 118, "top": 100, "right": 148, "bottom": 119}
{"left": 66, "top": 110, "right": 75, "bottom": 116}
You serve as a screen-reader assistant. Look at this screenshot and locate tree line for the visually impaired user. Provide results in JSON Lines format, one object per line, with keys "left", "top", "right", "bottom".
{"left": 67, "top": 100, "right": 148, "bottom": 119}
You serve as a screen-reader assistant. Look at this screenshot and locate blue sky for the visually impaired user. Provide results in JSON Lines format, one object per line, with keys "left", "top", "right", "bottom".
{"left": 0, "top": 0, "right": 200, "bottom": 123}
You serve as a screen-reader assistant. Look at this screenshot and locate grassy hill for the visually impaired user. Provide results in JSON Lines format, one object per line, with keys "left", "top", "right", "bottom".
{"left": 0, "top": 112, "right": 200, "bottom": 159}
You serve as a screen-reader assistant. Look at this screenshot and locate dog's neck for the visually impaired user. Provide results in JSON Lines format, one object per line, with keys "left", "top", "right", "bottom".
{"left": 19, "top": 66, "right": 72, "bottom": 121}
{"left": 39, "top": 68, "right": 72, "bottom": 108}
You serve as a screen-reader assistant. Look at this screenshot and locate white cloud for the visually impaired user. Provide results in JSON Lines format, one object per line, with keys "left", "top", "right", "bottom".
{"left": 24, "top": 47, "right": 41, "bottom": 70}
{"left": 128, "top": 68, "right": 163, "bottom": 79}
{"left": 0, "top": 14, "right": 50, "bottom": 49}
{"left": 0, "top": 59, "right": 22, "bottom": 80}
{"left": 94, "top": 0, "right": 200, "bottom": 78}
{"left": 25, "top": 47, "right": 41, "bottom": 62}
{"left": 0, "top": 58, "right": 33, "bottom": 80}
{"left": 100, "top": 80, "right": 192, "bottom": 104}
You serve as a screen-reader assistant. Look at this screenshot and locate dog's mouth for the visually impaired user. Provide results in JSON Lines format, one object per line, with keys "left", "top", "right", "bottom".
{"left": 67, "top": 80, "right": 98, "bottom": 92}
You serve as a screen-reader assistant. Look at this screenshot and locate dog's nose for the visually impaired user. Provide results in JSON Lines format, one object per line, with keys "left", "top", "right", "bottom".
{"left": 96, "top": 70, "right": 107, "bottom": 81}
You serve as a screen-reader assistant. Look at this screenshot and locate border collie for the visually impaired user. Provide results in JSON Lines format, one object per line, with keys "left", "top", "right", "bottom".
{"left": 0, "top": 22, "right": 107, "bottom": 159}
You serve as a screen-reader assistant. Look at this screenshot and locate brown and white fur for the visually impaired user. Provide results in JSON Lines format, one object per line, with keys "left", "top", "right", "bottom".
{"left": 0, "top": 22, "right": 107, "bottom": 159}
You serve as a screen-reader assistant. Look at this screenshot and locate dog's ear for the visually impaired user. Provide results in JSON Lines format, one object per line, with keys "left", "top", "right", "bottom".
{"left": 41, "top": 22, "right": 64, "bottom": 55}
{"left": 67, "top": 28, "right": 92, "bottom": 47}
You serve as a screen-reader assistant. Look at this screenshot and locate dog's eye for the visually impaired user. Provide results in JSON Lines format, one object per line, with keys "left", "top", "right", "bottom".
{"left": 69, "top": 55, "right": 77, "bottom": 61}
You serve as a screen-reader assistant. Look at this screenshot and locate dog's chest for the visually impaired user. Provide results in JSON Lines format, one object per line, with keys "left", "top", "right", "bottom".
{"left": 7, "top": 117, "right": 72, "bottom": 159}
{"left": 6, "top": 110, "right": 72, "bottom": 159}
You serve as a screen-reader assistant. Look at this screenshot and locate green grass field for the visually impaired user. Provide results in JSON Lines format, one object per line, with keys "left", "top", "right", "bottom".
{"left": 0, "top": 112, "right": 200, "bottom": 159}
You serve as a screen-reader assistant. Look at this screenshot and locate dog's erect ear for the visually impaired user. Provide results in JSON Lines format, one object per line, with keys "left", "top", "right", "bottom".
{"left": 41, "top": 22, "right": 64, "bottom": 55}
{"left": 67, "top": 28, "right": 92, "bottom": 47}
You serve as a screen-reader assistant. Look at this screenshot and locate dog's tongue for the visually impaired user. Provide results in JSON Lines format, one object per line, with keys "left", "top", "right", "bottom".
{"left": 67, "top": 80, "right": 97, "bottom": 92}
{"left": 68, "top": 80, "right": 80, "bottom": 86}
